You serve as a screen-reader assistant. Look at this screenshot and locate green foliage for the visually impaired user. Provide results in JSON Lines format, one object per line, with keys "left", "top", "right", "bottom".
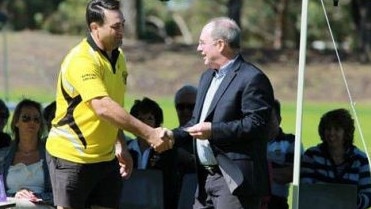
{"left": 307, "top": 1, "right": 354, "bottom": 44}
{"left": 179, "top": 0, "right": 225, "bottom": 41}
{"left": 4, "top": 0, "right": 61, "bottom": 30}
{"left": 42, "top": 0, "right": 88, "bottom": 35}
{"left": 0, "top": 0, "right": 361, "bottom": 50}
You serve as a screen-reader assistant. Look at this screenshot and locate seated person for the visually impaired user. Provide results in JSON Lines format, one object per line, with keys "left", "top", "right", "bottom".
{"left": 0, "top": 99, "right": 53, "bottom": 208}
{"left": 173, "top": 85, "right": 197, "bottom": 209}
{"left": 266, "top": 99, "right": 303, "bottom": 209}
{"left": 174, "top": 85, "right": 197, "bottom": 174}
{"left": 0, "top": 99, "right": 11, "bottom": 148}
{"left": 127, "top": 97, "right": 177, "bottom": 209}
{"left": 300, "top": 108, "right": 371, "bottom": 209}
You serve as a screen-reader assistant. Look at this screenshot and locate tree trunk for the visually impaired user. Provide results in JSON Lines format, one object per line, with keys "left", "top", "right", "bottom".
{"left": 274, "top": 0, "right": 289, "bottom": 49}
{"left": 227, "top": 0, "right": 242, "bottom": 27}
{"left": 121, "top": 0, "right": 144, "bottom": 39}
{"left": 352, "top": 0, "right": 371, "bottom": 63}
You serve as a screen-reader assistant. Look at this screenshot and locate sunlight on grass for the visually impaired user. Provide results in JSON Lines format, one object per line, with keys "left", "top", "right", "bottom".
{"left": 123, "top": 97, "right": 371, "bottom": 156}
{"left": 281, "top": 101, "right": 371, "bottom": 153}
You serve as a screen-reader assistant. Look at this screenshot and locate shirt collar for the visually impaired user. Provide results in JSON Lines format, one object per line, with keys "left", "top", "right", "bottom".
{"left": 87, "top": 33, "right": 120, "bottom": 57}
{"left": 86, "top": 33, "right": 120, "bottom": 74}
{"left": 215, "top": 55, "right": 238, "bottom": 78}
{"left": 87, "top": 33, "right": 101, "bottom": 52}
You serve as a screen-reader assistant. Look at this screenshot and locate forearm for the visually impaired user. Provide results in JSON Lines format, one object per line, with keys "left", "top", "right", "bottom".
{"left": 116, "top": 131, "right": 129, "bottom": 152}
{"left": 90, "top": 96, "right": 155, "bottom": 144}
{"left": 118, "top": 130, "right": 126, "bottom": 143}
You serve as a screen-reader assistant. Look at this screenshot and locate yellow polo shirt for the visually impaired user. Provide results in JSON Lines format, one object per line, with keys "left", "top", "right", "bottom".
{"left": 46, "top": 36, "right": 128, "bottom": 163}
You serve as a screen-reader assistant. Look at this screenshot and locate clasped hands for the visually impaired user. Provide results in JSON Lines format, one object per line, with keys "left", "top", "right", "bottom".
{"left": 151, "top": 122, "right": 212, "bottom": 153}
{"left": 150, "top": 127, "right": 175, "bottom": 153}
{"left": 14, "top": 188, "right": 42, "bottom": 203}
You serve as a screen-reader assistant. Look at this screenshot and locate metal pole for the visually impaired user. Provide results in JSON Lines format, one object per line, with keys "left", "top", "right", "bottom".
{"left": 291, "top": 0, "right": 309, "bottom": 208}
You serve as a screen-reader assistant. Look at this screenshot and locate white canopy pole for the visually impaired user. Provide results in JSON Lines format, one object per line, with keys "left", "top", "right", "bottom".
{"left": 291, "top": 0, "right": 309, "bottom": 208}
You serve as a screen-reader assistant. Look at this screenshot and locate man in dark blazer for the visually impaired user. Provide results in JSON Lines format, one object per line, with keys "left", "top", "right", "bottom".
{"left": 171, "top": 17, "right": 275, "bottom": 209}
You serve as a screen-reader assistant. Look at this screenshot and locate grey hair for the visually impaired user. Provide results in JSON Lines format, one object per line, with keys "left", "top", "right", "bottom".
{"left": 206, "top": 17, "right": 241, "bottom": 50}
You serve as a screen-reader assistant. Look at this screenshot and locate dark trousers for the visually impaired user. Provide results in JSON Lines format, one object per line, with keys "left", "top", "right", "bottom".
{"left": 267, "top": 195, "right": 288, "bottom": 209}
{"left": 193, "top": 167, "right": 261, "bottom": 209}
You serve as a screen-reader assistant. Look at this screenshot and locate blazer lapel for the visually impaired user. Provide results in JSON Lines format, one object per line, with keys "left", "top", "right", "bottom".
{"left": 194, "top": 69, "right": 215, "bottom": 121}
{"left": 206, "top": 70, "right": 236, "bottom": 117}
{"left": 205, "top": 57, "right": 242, "bottom": 118}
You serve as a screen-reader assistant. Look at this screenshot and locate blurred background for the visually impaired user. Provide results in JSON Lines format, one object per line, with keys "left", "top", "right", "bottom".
{"left": 0, "top": 0, "right": 370, "bottom": 110}
{"left": 0, "top": 0, "right": 370, "bottom": 52}
{"left": 1, "top": 2, "right": 370, "bottom": 207}
{"left": 0, "top": 0, "right": 370, "bottom": 103}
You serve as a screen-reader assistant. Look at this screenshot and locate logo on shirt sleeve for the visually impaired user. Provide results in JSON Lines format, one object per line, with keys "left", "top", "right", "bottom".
{"left": 82, "top": 73, "right": 97, "bottom": 81}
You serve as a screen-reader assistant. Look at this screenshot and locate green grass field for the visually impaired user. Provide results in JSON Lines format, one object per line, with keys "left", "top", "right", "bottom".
{"left": 124, "top": 96, "right": 371, "bottom": 155}
{"left": 4, "top": 93, "right": 370, "bottom": 153}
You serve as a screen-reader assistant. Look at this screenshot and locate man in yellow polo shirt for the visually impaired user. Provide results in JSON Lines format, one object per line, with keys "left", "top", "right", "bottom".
{"left": 46, "top": 0, "right": 172, "bottom": 209}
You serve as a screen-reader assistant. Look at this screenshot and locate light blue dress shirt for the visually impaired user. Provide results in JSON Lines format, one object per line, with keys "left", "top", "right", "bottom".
{"left": 196, "top": 58, "right": 236, "bottom": 166}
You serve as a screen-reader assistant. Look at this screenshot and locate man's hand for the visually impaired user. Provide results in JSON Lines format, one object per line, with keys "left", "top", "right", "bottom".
{"left": 150, "top": 127, "right": 174, "bottom": 153}
{"left": 184, "top": 122, "right": 212, "bottom": 139}
{"left": 115, "top": 144, "right": 133, "bottom": 179}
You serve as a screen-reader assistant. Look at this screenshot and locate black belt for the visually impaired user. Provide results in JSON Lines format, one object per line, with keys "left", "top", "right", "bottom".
{"left": 202, "top": 165, "right": 220, "bottom": 175}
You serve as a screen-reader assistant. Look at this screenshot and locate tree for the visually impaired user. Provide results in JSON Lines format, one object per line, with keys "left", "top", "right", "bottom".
{"left": 2, "top": 0, "right": 62, "bottom": 30}
{"left": 351, "top": 0, "right": 371, "bottom": 63}
{"left": 121, "top": 0, "right": 144, "bottom": 39}
{"left": 227, "top": 0, "right": 242, "bottom": 27}
{"left": 263, "top": 0, "right": 297, "bottom": 49}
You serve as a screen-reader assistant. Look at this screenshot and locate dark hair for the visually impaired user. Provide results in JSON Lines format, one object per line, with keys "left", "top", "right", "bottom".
{"left": 11, "top": 99, "right": 45, "bottom": 141}
{"left": 318, "top": 108, "right": 354, "bottom": 148}
{"left": 174, "top": 85, "right": 197, "bottom": 104}
{"left": 0, "top": 99, "right": 9, "bottom": 119}
{"left": 271, "top": 99, "right": 282, "bottom": 125}
{"left": 86, "top": 0, "right": 120, "bottom": 28}
{"left": 130, "top": 97, "right": 163, "bottom": 128}
{"left": 43, "top": 101, "right": 56, "bottom": 131}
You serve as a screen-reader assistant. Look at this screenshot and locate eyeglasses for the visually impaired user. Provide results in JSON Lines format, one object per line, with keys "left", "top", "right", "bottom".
{"left": 198, "top": 39, "right": 225, "bottom": 47}
{"left": 176, "top": 103, "right": 195, "bottom": 111}
{"left": 20, "top": 115, "right": 41, "bottom": 124}
{"left": 198, "top": 40, "right": 218, "bottom": 47}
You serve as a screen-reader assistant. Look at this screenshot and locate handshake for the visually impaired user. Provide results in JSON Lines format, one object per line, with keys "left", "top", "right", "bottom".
{"left": 150, "top": 127, "right": 175, "bottom": 153}
{"left": 150, "top": 122, "right": 212, "bottom": 153}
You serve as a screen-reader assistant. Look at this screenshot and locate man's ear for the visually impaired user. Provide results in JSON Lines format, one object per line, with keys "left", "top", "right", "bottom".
{"left": 217, "top": 39, "right": 226, "bottom": 52}
{"left": 90, "top": 22, "right": 99, "bottom": 31}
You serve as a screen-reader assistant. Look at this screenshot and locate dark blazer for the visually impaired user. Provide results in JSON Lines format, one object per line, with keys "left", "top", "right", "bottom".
{"left": 174, "top": 55, "right": 274, "bottom": 199}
